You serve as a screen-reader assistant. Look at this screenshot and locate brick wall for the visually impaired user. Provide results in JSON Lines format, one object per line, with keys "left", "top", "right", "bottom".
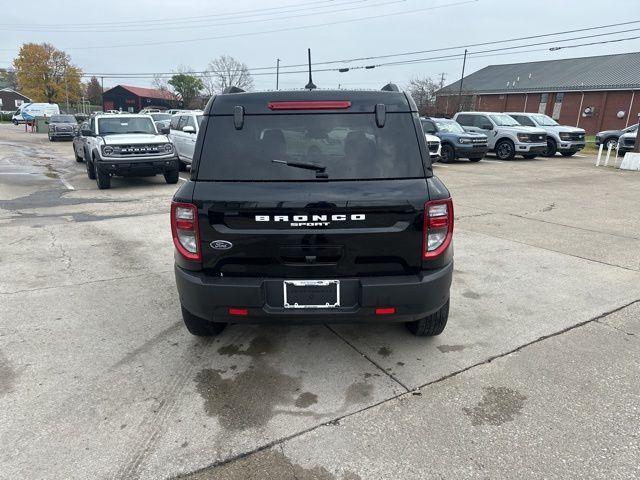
{"left": 435, "top": 90, "right": 639, "bottom": 134}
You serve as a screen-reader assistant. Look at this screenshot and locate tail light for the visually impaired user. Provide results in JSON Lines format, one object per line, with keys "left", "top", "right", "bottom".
{"left": 171, "top": 202, "right": 201, "bottom": 261}
{"left": 423, "top": 198, "right": 454, "bottom": 259}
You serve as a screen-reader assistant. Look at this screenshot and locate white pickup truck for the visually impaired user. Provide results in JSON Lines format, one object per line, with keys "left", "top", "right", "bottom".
{"left": 454, "top": 111, "right": 547, "bottom": 160}
{"left": 506, "top": 112, "right": 585, "bottom": 157}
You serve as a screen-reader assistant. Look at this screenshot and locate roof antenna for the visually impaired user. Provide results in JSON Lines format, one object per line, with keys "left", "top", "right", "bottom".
{"left": 305, "top": 48, "right": 317, "bottom": 91}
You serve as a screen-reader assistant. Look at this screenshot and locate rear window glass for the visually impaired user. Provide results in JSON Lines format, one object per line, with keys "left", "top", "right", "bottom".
{"left": 197, "top": 113, "right": 424, "bottom": 181}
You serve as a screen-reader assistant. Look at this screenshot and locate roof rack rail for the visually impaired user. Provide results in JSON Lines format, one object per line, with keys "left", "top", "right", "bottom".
{"left": 381, "top": 83, "right": 400, "bottom": 92}
{"left": 223, "top": 86, "right": 245, "bottom": 94}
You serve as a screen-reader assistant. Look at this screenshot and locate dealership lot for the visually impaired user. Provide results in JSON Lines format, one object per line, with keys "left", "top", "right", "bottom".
{"left": 1, "top": 122, "right": 639, "bottom": 479}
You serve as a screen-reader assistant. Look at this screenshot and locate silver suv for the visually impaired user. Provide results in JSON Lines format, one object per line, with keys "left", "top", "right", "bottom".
{"left": 454, "top": 112, "right": 547, "bottom": 160}
{"left": 507, "top": 112, "right": 585, "bottom": 157}
{"left": 82, "top": 113, "right": 179, "bottom": 189}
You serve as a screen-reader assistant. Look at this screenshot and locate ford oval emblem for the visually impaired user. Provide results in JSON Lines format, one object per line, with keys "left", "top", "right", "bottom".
{"left": 210, "top": 240, "right": 233, "bottom": 250}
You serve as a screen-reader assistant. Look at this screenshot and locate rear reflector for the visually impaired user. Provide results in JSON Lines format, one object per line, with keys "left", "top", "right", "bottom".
{"left": 228, "top": 308, "right": 248, "bottom": 316}
{"left": 268, "top": 101, "right": 351, "bottom": 110}
{"left": 375, "top": 307, "right": 396, "bottom": 315}
{"left": 423, "top": 198, "right": 454, "bottom": 259}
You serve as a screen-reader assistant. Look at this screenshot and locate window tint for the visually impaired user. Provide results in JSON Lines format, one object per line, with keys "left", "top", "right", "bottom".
{"left": 512, "top": 115, "right": 535, "bottom": 127}
{"left": 197, "top": 113, "right": 425, "bottom": 181}
{"left": 456, "top": 114, "right": 473, "bottom": 126}
{"left": 97, "top": 117, "right": 156, "bottom": 135}
{"left": 170, "top": 115, "right": 180, "bottom": 130}
{"left": 474, "top": 115, "right": 492, "bottom": 128}
{"left": 421, "top": 120, "right": 436, "bottom": 134}
{"left": 185, "top": 115, "right": 196, "bottom": 129}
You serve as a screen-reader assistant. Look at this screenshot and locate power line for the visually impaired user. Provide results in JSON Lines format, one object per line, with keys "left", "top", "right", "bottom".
{"left": 1, "top": 0, "right": 402, "bottom": 33}
{"left": 0, "top": 0, "right": 349, "bottom": 28}
{"left": 0, "top": 0, "right": 477, "bottom": 52}
{"left": 78, "top": 19, "right": 640, "bottom": 77}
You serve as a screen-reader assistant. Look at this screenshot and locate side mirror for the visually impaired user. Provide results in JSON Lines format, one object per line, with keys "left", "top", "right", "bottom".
{"left": 160, "top": 127, "right": 170, "bottom": 134}
{"left": 481, "top": 124, "right": 493, "bottom": 130}
{"left": 183, "top": 126, "right": 196, "bottom": 134}
{"left": 81, "top": 129, "right": 94, "bottom": 137}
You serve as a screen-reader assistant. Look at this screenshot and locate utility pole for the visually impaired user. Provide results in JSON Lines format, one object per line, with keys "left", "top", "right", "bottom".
{"left": 276, "top": 58, "right": 280, "bottom": 90}
{"left": 64, "top": 61, "right": 70, "bottom": 113}
{"left": 457, "top": 49, "right": 468, "bottom": 111}
{"left": 101, "top": 76, "right": 104, "bottom": 111}
{"left": 439, "top": 72, "right": 446, "bottom": 89}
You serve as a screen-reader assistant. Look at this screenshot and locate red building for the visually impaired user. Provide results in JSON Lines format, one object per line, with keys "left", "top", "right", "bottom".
{"left": 102, "top": 85, "right": 180, "bottom": 112}
{"left": 434, "top": 52, "right": 640, "bottom": 134}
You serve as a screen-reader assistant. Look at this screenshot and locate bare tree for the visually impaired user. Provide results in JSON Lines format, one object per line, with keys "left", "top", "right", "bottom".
{"left": 203, "top": 55, "right": 254, "bottom": 95}
{"left": 406, "top": 76, "right": 439, "bottom": 116}
{"left": 152, "top": 73, "right": 169, "bottom": 92}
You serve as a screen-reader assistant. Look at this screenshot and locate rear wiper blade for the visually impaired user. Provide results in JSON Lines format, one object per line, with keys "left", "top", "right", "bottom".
{"left": 271, "top": 159, "right": 326, "bottom": 173}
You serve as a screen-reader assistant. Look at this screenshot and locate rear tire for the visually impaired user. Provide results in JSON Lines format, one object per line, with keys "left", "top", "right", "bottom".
{"left": 405, "top": 300, "right": 449, "bottom": 336}
{"left": 86, "top": 156, "right": 96, "bottom": 179}
{"left": 164, "top": 169, "right": 179, "bottom": 184}
{"left": 95, "top": 162, "right": 111, "bottom": 189}
{"left": 495, "top": 140, "right": 515, "bottom": 160}
{"left": 545, "top": 139, "right": 557, "bottom": 157}
{"left": 181, "top": 306, "right": 227, "bottom": 336}
{"left": 604, "top": 137, "right": 618, "bottom": 150}
{"left": 440, "top": 144, "right": 455, "bottom": 163}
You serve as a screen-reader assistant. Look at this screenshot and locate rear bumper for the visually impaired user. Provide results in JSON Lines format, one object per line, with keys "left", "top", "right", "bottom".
{"left": 175, "top": 262, "right": 453, "bottom": 324}
{"left": 96, "top": 157, "right": 179, "bottom": 176}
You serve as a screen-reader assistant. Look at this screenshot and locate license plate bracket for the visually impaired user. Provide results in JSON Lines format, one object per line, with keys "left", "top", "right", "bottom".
{"left": 283, "top": 280, "right": 340, "bottom": 309}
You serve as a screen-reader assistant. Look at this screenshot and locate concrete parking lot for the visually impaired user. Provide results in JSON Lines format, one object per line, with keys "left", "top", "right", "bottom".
{"left": 1, "top": 122, "right": 639, "bottom": 479}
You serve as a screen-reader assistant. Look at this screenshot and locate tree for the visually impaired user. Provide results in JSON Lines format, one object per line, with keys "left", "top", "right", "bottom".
{"left": 13, "top": 43, "right": 83, "bottom": 105}
{"left": 203, "top": 55, "right": 254, "bottom": 95}
{"left": 151, "top": 73, "right": 169, "bottom": 92}
{"left": 168, "top": 70, "right": 203, "bottom": 109}
{"left": 85, "top": 76, "right": 102, "bottom": 105}
{"left": 0, "top": 68, "right": 18, "bottom": 90}
{"left": 406, "top": 76, "right": 439, "bottom": 116}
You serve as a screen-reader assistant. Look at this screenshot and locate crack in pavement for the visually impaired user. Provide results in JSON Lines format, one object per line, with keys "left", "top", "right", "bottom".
{"left": 171, "top": 299, "right": 640, "bottom": 479}
{"left": 325, "top": 325, "right": 411, "bottom": 392}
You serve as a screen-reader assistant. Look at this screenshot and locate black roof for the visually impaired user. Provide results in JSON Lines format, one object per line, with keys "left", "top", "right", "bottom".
{"left": 438, "top": 51, "right": 640, "bottom": 95}
{"left": 204, "top": 89, "right": 417, "bottom": 115}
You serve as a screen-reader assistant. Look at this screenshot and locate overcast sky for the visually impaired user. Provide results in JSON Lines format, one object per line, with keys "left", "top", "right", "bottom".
{"left": 2, "top": 0, "right": 639, "bottom": 91}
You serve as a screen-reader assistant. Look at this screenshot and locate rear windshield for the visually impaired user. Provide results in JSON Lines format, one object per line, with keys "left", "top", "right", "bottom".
{"left": 197, "top": 113, "right": 424, "bottom": 181}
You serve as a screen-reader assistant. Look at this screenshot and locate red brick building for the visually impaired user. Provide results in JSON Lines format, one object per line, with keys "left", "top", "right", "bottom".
{"left": 434, "top": 52, "right": 640, "bottom": 134}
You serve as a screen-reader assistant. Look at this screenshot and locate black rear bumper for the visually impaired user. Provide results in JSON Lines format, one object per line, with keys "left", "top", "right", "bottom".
{"left": 175, "top": 262, "right": 453, "bottom": 324}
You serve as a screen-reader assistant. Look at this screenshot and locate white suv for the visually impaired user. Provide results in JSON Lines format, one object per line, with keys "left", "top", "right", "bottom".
{"left": 82, "top": 113, "right": 179, "bottom": 189}
{"left": 454, "top": 112, "right": 547, "bottom": 160}
{"left": 506, "top": 112, "right": 585, "bottom": 157}
{"left": 167, "top": 111, "right": 204, "bottom": 170}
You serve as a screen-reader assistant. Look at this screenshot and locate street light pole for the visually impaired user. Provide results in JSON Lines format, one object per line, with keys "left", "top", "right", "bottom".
{"left": 276, "top": 58, "right": 280, "bottom": 91}
{"left": 457, "top": 49, "right": 468, "bottom": 112}
{"left": 64, "top": 62, "right": 70, "bottom": 113}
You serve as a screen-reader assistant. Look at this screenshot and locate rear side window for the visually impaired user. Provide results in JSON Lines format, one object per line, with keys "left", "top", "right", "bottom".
{"left": 197, "top": 113, "right": 424, "bottom": 181}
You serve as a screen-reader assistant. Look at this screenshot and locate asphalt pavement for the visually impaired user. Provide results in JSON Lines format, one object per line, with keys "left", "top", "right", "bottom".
{"left": 0, "top": 123, "right": 638, "bottom": 479}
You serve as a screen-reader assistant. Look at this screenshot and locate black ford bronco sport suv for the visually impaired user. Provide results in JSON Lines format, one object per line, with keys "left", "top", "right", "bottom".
{"left": 172, "top": 85, "right": 453, "bottom": 337}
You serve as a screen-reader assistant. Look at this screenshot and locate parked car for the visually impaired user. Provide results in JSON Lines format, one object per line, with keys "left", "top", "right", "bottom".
{"left": 167, "top": 111, "right": 204, "bottom": 170}
{"left": 81, "top": 113, "right": 179, "bottom": 189}
{"left": 595, "top": 124, "right": 638, "bottom": 150}
{"left": 454, "top": 111, "right": 547, "bottom": 160}
{"left": 616, "top": 131, "right": 636, "bottom": 155}
{"left": 47, "top": 114, "right": 77, "bottom": 141}
{"left": 424, "top": 131, "right": 441, "bottom": 161}
{"left": 421, "top": 117, "right": 487, "bottom": 163}
{"left": 506, "top": 112, "right": 585, "bottom": 157}
{"left": 139, "top": 108, "right": 161, "bottom": 114}
{"left": 72, "top": 122, "right": 90, "bottom": 162}
{"left": 171, "top": 85, "right": 454, "bottom": 337}
{"left": 12, "top": 103, "right": 60, "bottom": 124}
{"left": 150, "top": 112, "right": 172, "bottom": 131}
